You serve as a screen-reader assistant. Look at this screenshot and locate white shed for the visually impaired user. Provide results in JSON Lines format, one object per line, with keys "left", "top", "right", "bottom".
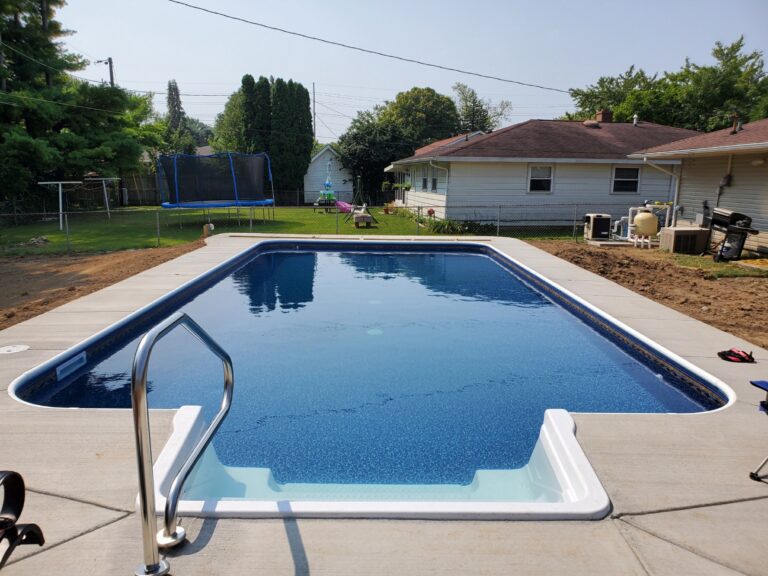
{"left": 303, "top": 145, "right": 354, "bottom": 204}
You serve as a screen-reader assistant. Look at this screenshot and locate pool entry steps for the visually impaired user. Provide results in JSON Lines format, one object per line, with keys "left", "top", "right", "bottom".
{"left": 131, "top": 312, "right": 234, "bottom": 576}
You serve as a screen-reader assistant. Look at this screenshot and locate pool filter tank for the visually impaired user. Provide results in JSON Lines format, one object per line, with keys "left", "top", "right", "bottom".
{"left": 633, "top": 210, "right": 659, "bottom": 236}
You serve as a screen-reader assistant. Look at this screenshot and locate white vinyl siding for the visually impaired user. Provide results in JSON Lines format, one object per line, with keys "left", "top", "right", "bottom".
{"left": 676, "top": 154, "right": 767, "bottom": 252}
{"left": 442, "top": 161, "right": 673, "bottom": 221}
{"left": 303, "top": 147, "right": 354, "bottom": 203}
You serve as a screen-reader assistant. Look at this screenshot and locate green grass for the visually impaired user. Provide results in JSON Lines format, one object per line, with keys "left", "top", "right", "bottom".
{"left": 0, "top": 207, "right": 430, "bottom": 255}
{"left": 672, "top": 253, "right": 768, "bottom": 278}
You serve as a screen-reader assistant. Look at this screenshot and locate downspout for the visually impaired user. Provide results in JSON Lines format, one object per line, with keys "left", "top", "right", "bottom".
{"left": 716, "top": 154, "right": 733, "bottom": 208}
{"left": 642, "top": 157, "right": 681, "bottom": 227}
{"left": 429, "top": 158, "right": 449, "bottom": 215}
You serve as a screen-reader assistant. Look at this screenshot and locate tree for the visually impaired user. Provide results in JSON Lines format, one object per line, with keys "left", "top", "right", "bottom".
{"left": 0, "top": 2, "right": 152, "bottom": 211}
{"left": 565, "top": 38, "right": 768, "bottom": 131}
{"left": 185, "top": 117, "right": 212, "bottom": 147}
{"left": 379, "top": 87, "right": 459, "bottom": 147}
{"left": 212, "top": 89, "right": 246, "bottom": 152}
{"left": 163, "top": 79, "right": 195, "bottom": 153}
{"left": 269, "top": 78, "right": 313, "bottom": 189}
{"left": 452, "top": 83, "right": 511, "bottom": 132}
{"left": 241, "top": 74, "right": 271, "bottom": 153}
{"left": 337, "top": 109, "right": 414, "bottom": 193}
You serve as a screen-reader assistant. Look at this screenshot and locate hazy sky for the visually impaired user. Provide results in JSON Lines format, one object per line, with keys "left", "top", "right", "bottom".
{"left": 59, "top": 0, "right": 767, "bottom": 142}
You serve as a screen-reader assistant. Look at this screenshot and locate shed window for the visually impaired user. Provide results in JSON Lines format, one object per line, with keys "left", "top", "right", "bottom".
{"left": 612, "top": 167, "right": 640, "bottom": 193}
{"left": 528, "top": 165, "right": 553, "bottom": 193}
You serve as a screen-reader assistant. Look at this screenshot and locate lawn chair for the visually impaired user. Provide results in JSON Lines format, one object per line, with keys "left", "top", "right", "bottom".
{"left": 749, "top": 380, "right": 768, "bottom": 481}
{"left": 343, "top": 203, "right": 378, "bottom": 225}
{"left": 0, "top": 471, "right": 45, "bottom": 570}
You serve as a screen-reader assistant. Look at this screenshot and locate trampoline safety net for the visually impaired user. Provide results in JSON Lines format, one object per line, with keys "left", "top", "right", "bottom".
{"left": 158, "top": 152, "right": 274, "bottom": 207}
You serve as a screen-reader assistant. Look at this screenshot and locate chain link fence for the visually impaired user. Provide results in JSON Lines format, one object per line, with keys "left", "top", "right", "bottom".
{"left": 1, "top": 202, "right": 765, "bottom": 255}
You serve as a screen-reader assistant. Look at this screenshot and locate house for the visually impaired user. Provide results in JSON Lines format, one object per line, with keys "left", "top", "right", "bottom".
{"left": 387, "top": 112, "right": 697, "bottom": 222}
{"left": 630, "top": 118, "right": 768, "bottom": 252}
{"left": 303, "top": 144, "right": 354, "bottom": 204}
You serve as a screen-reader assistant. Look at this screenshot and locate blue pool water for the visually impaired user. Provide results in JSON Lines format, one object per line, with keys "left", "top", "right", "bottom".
{"left": 21, "top": 249, "right": 711, "bottom": 486}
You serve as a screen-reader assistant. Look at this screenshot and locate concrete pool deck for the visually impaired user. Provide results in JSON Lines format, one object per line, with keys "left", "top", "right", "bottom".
{"left": 1, "top": 234, "right": 766, "bottom": 575}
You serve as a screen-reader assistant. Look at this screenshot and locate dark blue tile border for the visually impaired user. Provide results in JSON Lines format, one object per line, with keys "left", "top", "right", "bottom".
{"left": 10, "top": 240, "right": 728, "bottom": 410}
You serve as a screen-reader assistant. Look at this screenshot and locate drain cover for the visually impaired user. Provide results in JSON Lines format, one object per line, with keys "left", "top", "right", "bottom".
{"left": 0, "top": 345, "right": 30, "bottom": 354}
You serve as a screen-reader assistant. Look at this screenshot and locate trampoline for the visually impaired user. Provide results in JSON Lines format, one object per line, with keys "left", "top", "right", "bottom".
{"left": 158, "top": 152, "right": 275, "bottom": 215}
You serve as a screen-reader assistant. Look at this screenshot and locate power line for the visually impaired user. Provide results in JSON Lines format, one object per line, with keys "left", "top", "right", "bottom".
{"left": 166, "top": 0, "right": 569, "bottom": 93}
{"left": 0, "top": 91, "right": 122, "bottom": 113}
{"left": 0, "top": 40, "right": 104, "bottom": 85}
{"left": 315, "top": 115, "right": 338, "bottom": 139}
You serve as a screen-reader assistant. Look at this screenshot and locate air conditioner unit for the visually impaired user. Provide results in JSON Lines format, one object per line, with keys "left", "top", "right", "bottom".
{"left": 659, "top": 227, "right": 709, "bottom": 254}
{"left": 584, "top": 213, "right": 611, "bottom": 240}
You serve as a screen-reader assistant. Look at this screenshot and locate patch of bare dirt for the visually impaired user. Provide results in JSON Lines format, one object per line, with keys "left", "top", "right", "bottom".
{"left": 0, "top": 241, "right": 204, "bottom": 331}
{"left": 529, "top": 240, "right": 768, "bottom": 349}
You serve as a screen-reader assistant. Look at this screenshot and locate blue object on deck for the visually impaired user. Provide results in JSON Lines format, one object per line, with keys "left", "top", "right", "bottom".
{"left": 750, "top": 380, "right": 768, "bottom": 481}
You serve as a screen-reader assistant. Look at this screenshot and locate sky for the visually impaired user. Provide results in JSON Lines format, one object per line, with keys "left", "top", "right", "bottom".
{"left": 59, "top": 0, "right": 768, "bottom": 143}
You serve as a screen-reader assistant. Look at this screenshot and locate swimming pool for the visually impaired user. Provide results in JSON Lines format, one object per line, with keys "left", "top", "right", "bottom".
{"left": 10, "top": 240, "right": 732, "bottom": 519}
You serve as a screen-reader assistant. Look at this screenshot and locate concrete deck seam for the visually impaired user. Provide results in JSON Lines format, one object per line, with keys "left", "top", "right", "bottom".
{"left": 612, "top": 493, "right": 768, "bottom": 519}
{"left": 617, "top": 517, "right": 752, "bottom": 576}
{"left": 27, "top": 487, "right": 133, "bottom": 514}
{"left": 610, "top": 519, "right": 652, "bottom": 576}
{"left": 4, "top": 511, "right": 132, "bottom": 568}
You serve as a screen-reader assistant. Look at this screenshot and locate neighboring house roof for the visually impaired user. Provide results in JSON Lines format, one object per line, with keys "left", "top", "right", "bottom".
{"left": 310, "top": 144, "right": 339, "bottom": 163}
{"left": 413, "top": 132, "right": 485, "bottom": 157}
{"left": 393, "top": 120, "right": 698, "bottom": 164}
{"left": 630, "top": 118, "right": 768, "bottom": 158}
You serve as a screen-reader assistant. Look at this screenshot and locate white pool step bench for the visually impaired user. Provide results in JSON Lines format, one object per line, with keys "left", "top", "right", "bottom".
{"left": 130, "top": 311, "right": 234, "bottom": 576}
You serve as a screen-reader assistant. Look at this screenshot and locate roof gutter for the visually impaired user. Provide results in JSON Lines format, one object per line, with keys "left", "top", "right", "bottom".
{"left": 629, "top": 141, "right": 768, "bottom": 159}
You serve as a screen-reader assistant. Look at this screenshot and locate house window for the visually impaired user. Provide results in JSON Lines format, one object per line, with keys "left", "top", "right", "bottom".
{"left": 612, "top": 166, "right": 640, "bottom": 193}
{"left": 431, "top": 166, "right": 438, "bottom": 191}
{"left": 421, "top": 166, "right": 428, "bottom": 191}
{"left": 528, "top": 165, "right": 553, "bottom": 193}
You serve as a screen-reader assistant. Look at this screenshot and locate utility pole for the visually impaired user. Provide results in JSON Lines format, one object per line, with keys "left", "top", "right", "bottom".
{"left": 312, "top": 81, "right": 316, "bottom": 138}
{"left": 96, "top": 57, "right": 115, "bottom": 87}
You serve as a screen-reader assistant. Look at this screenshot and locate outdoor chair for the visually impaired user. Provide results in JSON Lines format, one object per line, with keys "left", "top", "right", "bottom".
{"left": 749, "top": 380, "right": 768, "bottom": 481}
{"left": 0, "top": 471, "right": 45, "bottom": 570}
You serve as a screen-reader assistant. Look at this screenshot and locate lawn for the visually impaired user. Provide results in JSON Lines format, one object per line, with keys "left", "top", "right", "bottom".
{"left": 0, "top": 207, "right": 429, "bottom": 254}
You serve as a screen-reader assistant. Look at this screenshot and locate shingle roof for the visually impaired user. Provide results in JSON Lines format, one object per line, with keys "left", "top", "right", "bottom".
{"left": 632, "top": 118, "right": 768, "bottom": 157}
{"left": 396, "top": 120, "right": 698, "bottom": 163}
{"left": 413, "top": 132, "right": 483, "bottom": 157}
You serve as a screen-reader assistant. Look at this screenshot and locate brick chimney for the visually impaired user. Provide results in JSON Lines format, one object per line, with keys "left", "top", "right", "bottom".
{"left": 595, "top": 109, "right": 613, "bottom": 123}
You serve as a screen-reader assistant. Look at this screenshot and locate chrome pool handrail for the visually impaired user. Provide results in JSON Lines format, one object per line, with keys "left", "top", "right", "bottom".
{"left": 131, "top": 311, "right": 234, "bottom": 576}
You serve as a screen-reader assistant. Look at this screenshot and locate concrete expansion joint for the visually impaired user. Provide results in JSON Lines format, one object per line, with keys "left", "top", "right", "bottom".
{"left": 617, "top": 517, "right": 753, "bottom": 576}
{"left": 26, "top": 486, "right": 133, "bottom": 514}
{"left": 611, "top": 519, "right": 652, "bottom": 576}
{"left": 611, "top": 493, "right": 768, "bottom": 520}
{"left": 4, "top": 511, "right": 133, "bottom": 568}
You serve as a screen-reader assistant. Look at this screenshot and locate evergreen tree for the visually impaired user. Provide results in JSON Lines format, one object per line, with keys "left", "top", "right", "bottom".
{"left": 452, "top": 83, "right": 511, "bottom": 132}
{"left": 253, "top": 76, "right": 271, "bottom": 152}
{"left": 269, "top": 78, "right": 292, "bottom": 188}
{"left": 0, "top": 1, "right": 150, "bottom": 211}
{"left": 241, "top": 74, "right": 258, "bottom": 152}
{"left": 166, "top": 79, "right": 185, "bottom": 133}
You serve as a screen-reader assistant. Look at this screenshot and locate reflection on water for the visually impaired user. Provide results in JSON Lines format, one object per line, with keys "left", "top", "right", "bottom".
{"left": 338, "top": 252, "right": 546, "bottom": 307}
{"left": 233, "top": 252, "right": 317, "bottom": 314}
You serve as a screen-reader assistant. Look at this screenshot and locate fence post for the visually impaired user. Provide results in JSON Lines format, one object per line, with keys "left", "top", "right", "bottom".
{"left": 156, "top": 210, "right": 161, "bottom": 248}
{"left": 572, "top": 206, "right": 578, "bottom": 240}
{"left": 416, "top": 206, "right": 421, "bottom": 235}
{"left": 497, "top": 205, "right": 501, "bottom": 237}
{"left": 335, "top": 206, "right": 340, "bottom": 235}
{"left": 64, "top": 212, "right": 71, "bottom": 254}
